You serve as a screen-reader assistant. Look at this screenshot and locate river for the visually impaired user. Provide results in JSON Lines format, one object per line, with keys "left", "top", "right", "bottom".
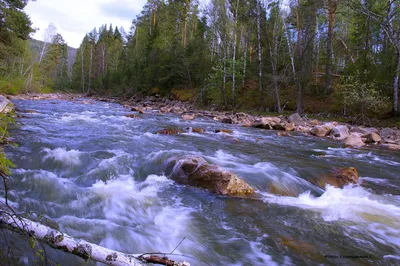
{"left": 2, "top": 98, "right": 400, "bottom": 265}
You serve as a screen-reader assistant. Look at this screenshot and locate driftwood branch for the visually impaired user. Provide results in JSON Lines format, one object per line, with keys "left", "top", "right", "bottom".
{"left": 0, "top": 211, "right": 190, "bottom": 266}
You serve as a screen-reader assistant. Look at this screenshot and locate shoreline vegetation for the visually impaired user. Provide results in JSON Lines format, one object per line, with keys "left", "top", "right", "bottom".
{"left": 6, "top": 92, "right": 400, "bottom": 151}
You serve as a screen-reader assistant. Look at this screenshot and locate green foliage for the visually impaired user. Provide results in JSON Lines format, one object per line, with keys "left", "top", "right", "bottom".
{"left": 0, "top": 77, "right": 25, "bottom": 95}
{"left": 338, "top": 71, "right": 389, "bottom": 116}
{"left": 0, "top": 113, "right": 15, "bottom": 176}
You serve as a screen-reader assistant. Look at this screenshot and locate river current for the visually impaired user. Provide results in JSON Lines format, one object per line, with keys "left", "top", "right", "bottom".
{"left": 2, "top": 98, "right": 400, "bottom": 265}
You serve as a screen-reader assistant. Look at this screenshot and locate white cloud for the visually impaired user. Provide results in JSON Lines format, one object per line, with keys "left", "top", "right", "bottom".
{"left": 25, "top": 0, "right": 147, "bottom": 48}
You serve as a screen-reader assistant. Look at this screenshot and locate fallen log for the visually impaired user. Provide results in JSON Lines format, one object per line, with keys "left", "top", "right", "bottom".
{"left": 0, "top": 210, "right": 190, "bottom": 266}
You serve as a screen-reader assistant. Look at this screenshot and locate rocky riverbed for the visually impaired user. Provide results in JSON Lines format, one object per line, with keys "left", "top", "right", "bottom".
{"left": 6, "top": 93, "right": 400, "bottom": 151}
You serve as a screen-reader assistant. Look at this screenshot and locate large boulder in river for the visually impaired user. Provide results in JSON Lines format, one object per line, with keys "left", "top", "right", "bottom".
{"left": 310, "top": 125, "right": 332, "bottom": 137}
{"left": 169, "top": 155, "right": 255, "bottom": 196}
{"left": 314, "top": 167, "right": 359, "bottom": 189}
{"left": 330, "top": 125, "right": 349, "bottom": 140}
{"left": 379, "top": 128, "right": 400, "bottom": 144}
{"left": 365, "top": 133, "right": 381, "bottom": 144}
{"left": 0, "top": 95, "right": 14, "bottom": 114}
{"left": 344, "top": 133, "right": 365, "bottom": 148}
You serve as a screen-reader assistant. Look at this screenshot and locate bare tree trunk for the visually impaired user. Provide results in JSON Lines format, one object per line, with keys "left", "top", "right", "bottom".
{"left": 101, "top": 44, "right": 106, "bottom": 76}
{"left": 38, "top": 42, "right": 47, "bottom": 66}
{"left": 232, "top": 0, "right": 240, "bottom": 108}
{"left": 256, "top": 0, "right": 263, "bottom": 111}
{"left": 315, "top": 19, "right": 320, "bottom": 92}
{"left": 81, "top": 48, "right": 85, "bottom": 93}
{"left": 242, "top": 29, "right": 249, "bottom": 90}
{"left": 295, "top": 1, "right": 304, "bottom": 115}
{"left": 88, "top": 44, "right": 93, "bottom": 95}
{"left": 222, "top": 49, "right": 227, "bottom": 108}
{"left": 394, "top": 49, "right": 400, "bottom": 115}
{"left": 271, "top": 7, "right": 281, "bottom": 113}
{"left": 0, "top": 211, "right": 189, "bottom": 266}
{"left": 325, "top": 0, "right": 337, "bottom": 95}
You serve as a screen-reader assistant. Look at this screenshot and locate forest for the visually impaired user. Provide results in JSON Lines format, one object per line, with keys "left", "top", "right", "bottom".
{"left": 1, "top": 0, "right": 400, "bottom": 120}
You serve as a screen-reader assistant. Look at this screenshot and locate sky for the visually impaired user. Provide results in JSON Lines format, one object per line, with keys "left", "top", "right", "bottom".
{"left": 25, "top": 0, "right": 210, "bottom": 48}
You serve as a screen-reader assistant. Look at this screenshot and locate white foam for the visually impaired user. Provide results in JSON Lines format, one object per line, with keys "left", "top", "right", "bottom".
{"left": 60, "top": 113, "right": 99, "bottom": 123}
{"left": 268, "top": 185, "right": 400, "bottom": 222}
{"left": 43, "top": 147, "right": 82, "bottom": 165}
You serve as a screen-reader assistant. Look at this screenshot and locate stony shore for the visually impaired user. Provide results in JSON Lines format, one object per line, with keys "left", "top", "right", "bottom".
{"left": 5, "top": 93, "right": 400, "bottom": 151}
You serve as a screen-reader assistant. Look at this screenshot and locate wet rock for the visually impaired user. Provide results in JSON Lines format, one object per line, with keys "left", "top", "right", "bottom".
{"left": 277, "top": 132, "right": 292, "bottom": 137}
{"left": 20, "top": 109, "right": 39, "bottom": 114}
{"left": 365, "top": 133, "right": 381, "bottom": 144}
{"left": 285, "top": 123, "right": 295, "bottom": 132}
{"left": 344, "top": 133, "right": 365, "bottom": 148}
{"left": 381, "top": 144, "right": 400, "bottom": 150}
{"left": 160, "top": 107, "right": 169, "bottom": 113}
{"left": 272, "top": 123, "right": 286, "bottom": 131}
{"left": 215, "top": 129, "right": 233, "bottom": 134}
{"left": 156, "top": 128, "right": 185, "bottom": 135}
{"left": 310, "top": 119, "right": 319, "bottom": 126}
{"left": 269, "top": 184, "right": 295, "bottom": 196}
{"left": 379, "top": 128, "right": 400, "bottom": 144}
{"left": 193, "top": 128, "right": 206, "bottom": 134}
{"left": 296, "top": 125, "right": 311, "bottom": 134}
{"left": 280, "top": 237, "right": 319, "bottom": 260}
{"left": 169, "top": 155, "right": 255, "bottom": 196}
{"left": 221, "top": 117, "right": 233, "bottom": 124}
{"left": 0, "top": 95, "right": 14, "bottom": 114}
{"left": 288, "top": 113, "right": 303, "bottom": 124}
{"left": 310, "top": 125, "right": 332, "bottom": 137}
{"left": 251, "top": 121, "right": 272, "bottom": 130}
{"left": 131, "top": 107, "right": 145, "bottom": 114}
{"left": 182, "top": 114, "right": 195, "bottom": 121}
{"left": 379, "top": 128, "right": 395, "bottom": 139}
{"left": 171, "top": 106, "right": 183, "bottom": 114}
{"left": 315, "top": 167, "right": 359, "bottom": 189}
{"left": 330, "top": 125, "right": 349, "bottom": 140}
{"left": 350, "top": 127, "right": 374, "bottom": 137}
{"left": 125, "top": 114, "right": 140, "bottom": 119}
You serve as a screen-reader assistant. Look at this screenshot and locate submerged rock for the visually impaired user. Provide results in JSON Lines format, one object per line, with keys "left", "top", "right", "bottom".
{"left": 381, "top": 144, "right": 400, "bottom": 150}
{"left": 169, "top": 155, "right": 255, "bottom": 196}
{"left": 182, "top": 114, "right": 195, "bottom": 120}
{"left": 156, "top": 128, "right": 184, "bottom": 135}
{"left": 131, "top": 107, "right": 145, "bottom": 114}
{"left": 187, "top": 127, "right": 205, "bottom": 134}
{"left": 314, "top": 167, "right": 359, "bottom": 189}
{"left": 221, "top": 117, "right": 233, "bottom": 124}
{"left": 125, "top": 114, "right": 140, "bottom": 119}
{"left": 215, "top": 129, "right": 233, "bottom": 134}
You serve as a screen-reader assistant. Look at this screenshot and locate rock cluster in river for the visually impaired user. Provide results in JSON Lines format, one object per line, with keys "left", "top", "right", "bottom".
{"left": 114, "top": 94, "right": 400, "bottom": 151}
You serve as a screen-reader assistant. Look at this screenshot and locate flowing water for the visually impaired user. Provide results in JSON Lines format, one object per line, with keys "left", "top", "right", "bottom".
{"left": 2, "top": 98, "right": 400, "bottom": 266}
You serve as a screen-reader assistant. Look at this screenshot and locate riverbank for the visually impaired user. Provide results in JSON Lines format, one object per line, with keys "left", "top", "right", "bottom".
{"left": 6, "top": 92, "right": 400, "bottom": 151}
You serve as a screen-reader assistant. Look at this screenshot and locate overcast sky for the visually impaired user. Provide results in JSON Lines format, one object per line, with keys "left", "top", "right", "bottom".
{"left": 25, "top": 0, "right": 210, "bottom": 48}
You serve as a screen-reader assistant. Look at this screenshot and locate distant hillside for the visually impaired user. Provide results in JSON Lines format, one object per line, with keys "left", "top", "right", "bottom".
{"left": 29, "top": 39, "right": 77, "bottom": 74}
